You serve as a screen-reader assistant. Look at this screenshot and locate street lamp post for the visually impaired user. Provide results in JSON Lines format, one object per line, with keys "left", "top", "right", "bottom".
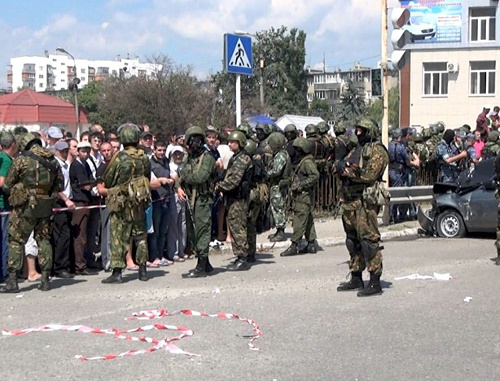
{"left": 259, "top": 54, "right": 265, "bottom": 112}
{"left": 56, "top": 47, "right": 81, "bottom": 139}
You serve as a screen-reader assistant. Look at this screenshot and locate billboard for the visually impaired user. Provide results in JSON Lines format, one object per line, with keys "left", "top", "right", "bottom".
{"left": 400, "top": 0, "right": 462, "bottom": 43}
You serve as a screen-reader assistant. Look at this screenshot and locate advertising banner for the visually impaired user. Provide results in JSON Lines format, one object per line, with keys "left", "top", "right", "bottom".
{"left": 400, "top": 0, "right": 462, "bottom": 43}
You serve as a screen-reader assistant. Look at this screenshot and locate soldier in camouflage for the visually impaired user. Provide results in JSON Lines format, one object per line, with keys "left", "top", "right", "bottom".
{"left": 280, "top": 137, "right": 320, "bottom": 257}
{"left": 101, "top": 124, "right": 152, "bottom": 284}
{"left": 0, "top": 133, "right": 72, "bottom": 293}
{"left": 336, "top": 118, "right": 389, "bottom": 297}
{"left": 255, "top": 123, "right": 274, "bottom": 168}
{"left": 305, "top": 124, "right": 325, "bottom": 161}
{"left": 216, "top": 130, "right": 253, "bottom": 271}
{"left": 267, "top": 132, "right": 292, "bottom": 242}
{"left": 481, "top": 131, "right": 500, "bottom": 159}
{"left": 238, "top": 122, "right": 258, "bottom": 143}
{"left": 317, "top": 121, "right": 335, "bottom": 160}
{"left": 245, "top": 139, "right": 267, "bottom": 263}
{"left": 284, "top": 124, "right": 299, "bottom": 165}
{"left": 177, "top": 126, "right": 217, "bottom": 278}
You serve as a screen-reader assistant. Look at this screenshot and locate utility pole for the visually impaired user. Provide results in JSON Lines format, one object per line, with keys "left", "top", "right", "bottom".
{"left": 381, "top": 0, "right": 390, "bottom": 224}
{"left": 259, "top": 55, "right": 265, "bottom": 112}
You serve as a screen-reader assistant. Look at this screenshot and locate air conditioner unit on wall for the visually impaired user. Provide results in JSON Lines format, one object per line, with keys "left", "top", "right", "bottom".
{"left": 447, "top": 62, "right": 459, "bottom": 73}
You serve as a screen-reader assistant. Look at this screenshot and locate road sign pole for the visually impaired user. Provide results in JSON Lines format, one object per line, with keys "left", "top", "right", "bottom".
{"left": 236, "top": 74, "right": 241, "bottom": 128}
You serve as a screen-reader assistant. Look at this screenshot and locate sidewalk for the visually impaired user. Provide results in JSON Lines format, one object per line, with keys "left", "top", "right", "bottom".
{"left": 210, "top": 216, "right": 420, "bottom": 255}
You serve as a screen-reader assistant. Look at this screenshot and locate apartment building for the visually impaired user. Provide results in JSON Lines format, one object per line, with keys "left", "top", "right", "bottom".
{"left": 6, "top": 51, "right": 159, "bottom": 92}
{"left": 400, "top": 0, "right": 500, "bottom": 128}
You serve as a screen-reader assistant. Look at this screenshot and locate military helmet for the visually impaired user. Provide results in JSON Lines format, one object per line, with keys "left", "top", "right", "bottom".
{"left": 228, "top": 130, "right": 247, "bottom": 147}
{"left": 267, "top": 132, "right": 286, "bottom": 152}
{"left": 18, "top": 132, "right": 42, "bottom": 151}
{"left": 237, "top": 122, "right": 254, "bottom": 139}
{"left": 292, "top": 137, "right": 313, "bottom": 154}
{"left": 413, "top": 132, "right": 424, "bottom": 143}
{"left": 355, "top": 118, "right": 377, "bottom": 135}
{"left": 334, "top": 121, "right": 347, "bottom": 135}
{"left": 434, "top": 121, "right": 446, "bottom": 133}
{"left": 284, "top": 124, "right": 297, "bottom": 133}
{"left": 255, "top": 123, "right": 273, "bottom": 136}
{"left": 244, "top": 139, "right": 257, "bottom": 156}
{"left": 185, "top": 126, "right": 205, "bottom": 143}
{"left": 488, "top": 130, "right": 500, "bottom": 142}
{"left": 422, "top": 127, "right": 432, "bottom": 139}
{"left": 118, "top": 123, "right": 140, "bottom": 145}
{"left": 317, "top": 121, "right": 329, "bottom": 135}
{"left": 305, "top": 124, "right": 318, "bottom": 138}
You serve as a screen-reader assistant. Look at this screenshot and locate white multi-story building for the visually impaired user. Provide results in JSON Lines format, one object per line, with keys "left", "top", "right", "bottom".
{"left": 400, "top": 0, "right": 500, "bottom": 128}
{"left": 7, "top": 51, "right": 159, "bottom": 92}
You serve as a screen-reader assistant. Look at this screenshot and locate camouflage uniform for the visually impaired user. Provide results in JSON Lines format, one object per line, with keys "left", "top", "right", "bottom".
{"left": 337, "top": 118, "right": 389, "bottom": 297}
{"left": 280, "top": 138, "right": 319, "bottom": 256}
{"left": 1, "top": 134, "right": 62, "bottom": 292}
{"left": 104, "top": 146, "right": 151, "bottom": 269}
{"left": 219, "top": 149, "right": 252, "bottom": 257}
{"left": 267, "top": 134, "right": 292, "bottom": 235}
{"left": 481, "top": 131, "right": 500, "bottom": 159}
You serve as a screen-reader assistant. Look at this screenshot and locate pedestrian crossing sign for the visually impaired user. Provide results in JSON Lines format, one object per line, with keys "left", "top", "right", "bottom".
{"left": 224, "top": 33, "right": 253, "bottom": 76}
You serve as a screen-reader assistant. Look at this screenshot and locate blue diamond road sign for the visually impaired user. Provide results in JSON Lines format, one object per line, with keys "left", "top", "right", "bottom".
{"left": 224, "top": 33, "right": 253, "bottom": 76}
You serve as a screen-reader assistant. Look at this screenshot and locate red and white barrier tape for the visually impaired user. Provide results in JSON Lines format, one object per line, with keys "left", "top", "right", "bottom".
{"left": 1, "top": 308, "right": 262, "bottom": 361}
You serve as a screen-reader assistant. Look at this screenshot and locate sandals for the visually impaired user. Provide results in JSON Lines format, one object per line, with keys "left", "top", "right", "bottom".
{"left": 173, "top": 256, "right": 185, "bottom": 263}
{"left": 158, "top": 258, "right": 172, "bottom": 266}
{"left": 126, "top": 265, "right": 139, "bottom": 271}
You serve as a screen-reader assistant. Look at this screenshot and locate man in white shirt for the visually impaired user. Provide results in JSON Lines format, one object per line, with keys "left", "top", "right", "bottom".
{"left": 52, "top": 140, "right": 75, "bottom": 278}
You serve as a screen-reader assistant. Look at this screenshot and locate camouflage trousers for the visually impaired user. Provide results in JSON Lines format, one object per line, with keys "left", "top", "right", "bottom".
{"left": 7, "top": 207, "right": 52, "bottom": 272}
{"left": 109, "top": 210, "right": 148, "bottom": 269}
{"left": 247, "top": 199, "right": 264, "bottom": 257}
{"left": 291, "top": 191, "right": 317, "bottom": 243}
{"left": 341, "top": 199, "right": 383, "bottom": 276}
{"left": 496, "top": 200, "right": 500, "bottom": 250}
{"left": 227, "top": 198, "right": 249, "bottom": 258}
{"left": 186, "top": 199, "right": 212, "bottom": 259}
{"left": 270, "top": 185, "right": 286, "bottom": 229}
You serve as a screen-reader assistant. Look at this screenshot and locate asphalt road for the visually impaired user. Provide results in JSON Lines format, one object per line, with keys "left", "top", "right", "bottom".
{"left": 1, "top": 235, "right": 500, "bottom": 381}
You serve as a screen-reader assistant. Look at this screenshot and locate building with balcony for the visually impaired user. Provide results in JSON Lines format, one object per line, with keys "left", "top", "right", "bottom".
{"left": 7, "top": 51, "right": 160, "bottom": 93}
{"left": 400, "top": 0, "right": 500, "bottom": 129}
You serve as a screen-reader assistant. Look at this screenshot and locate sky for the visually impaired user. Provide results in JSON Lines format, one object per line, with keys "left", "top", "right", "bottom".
{"left": 0, "top": 0, "right": 400, "bottom": 88}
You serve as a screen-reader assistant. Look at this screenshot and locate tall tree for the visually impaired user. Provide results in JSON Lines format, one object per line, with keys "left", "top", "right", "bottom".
{"left": 337, "top": 79, "right": 365, "bottom": 125}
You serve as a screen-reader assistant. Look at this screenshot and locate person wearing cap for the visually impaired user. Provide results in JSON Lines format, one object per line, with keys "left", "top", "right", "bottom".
{"left": 46, "top": 126, "right": 63, "bottom": 150}
{"left": 139, "top": 131, "right": 154, "bottom": 158}
{"left": 52, "top": 140, "right": 75, "bottom": 279}
{"left": 476, "top": 104, "right": 491, "bottom": 133}
{"left": 69, "top": 141, "right": 98, "bottom": 276}
{"left": 0, "top": 131, "right": 18, "bottom": 283}
{"left": 464, "top": 133, "right": 480, "bottom": 168}
{"left": 436, "top": 129, "right": 467, "bottom": 183}
{"left": 168, "top": 146, "right": 187, "bottom": 261}
{"left": 401, "top": 128, "right": 420, "bottom": 221}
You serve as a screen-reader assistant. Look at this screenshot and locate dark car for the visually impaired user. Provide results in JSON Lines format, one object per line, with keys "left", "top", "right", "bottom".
{"left": 418, "top": 159, "right": 497, "bottom": 238}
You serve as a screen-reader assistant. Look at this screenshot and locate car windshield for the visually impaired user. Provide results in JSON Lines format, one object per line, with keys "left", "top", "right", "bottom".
{"left": 458, "top": 158, "right": 495, "bottom": 187}
{"left": 411, "top": 15, "right": 425, "bottom": 24}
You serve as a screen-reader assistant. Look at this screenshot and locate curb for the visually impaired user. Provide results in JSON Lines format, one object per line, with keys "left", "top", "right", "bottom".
{"left": 209, "top": 227, "right": 420, "bottom": 255}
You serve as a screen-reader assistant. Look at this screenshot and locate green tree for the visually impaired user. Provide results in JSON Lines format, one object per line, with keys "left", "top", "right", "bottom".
{"left": 337, "top": 79, "right": 365, "bottom": 125}
{"left": 308, "top": 98, "right": 333, "bottom": 121}
{"left": 365, "top": 85, "right": 400, "bottom": 128}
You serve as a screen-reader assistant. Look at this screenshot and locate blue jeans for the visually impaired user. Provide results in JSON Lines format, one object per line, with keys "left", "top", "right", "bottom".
{"left": 0, "top": 211, "right": 9, "bottom": 279}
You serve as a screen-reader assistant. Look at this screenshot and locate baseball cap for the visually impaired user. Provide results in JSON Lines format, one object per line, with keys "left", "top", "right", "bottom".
{"left": 55, "top": 140, "right": 69, "bottom": 151}
{"left": 47, "top": 126, "right": 63, "bottom": 139}
{"left": 169, "top": 145, "right": 185, "bottom": 158}
{"left": 77, "top": 141, "right": 92, "bottom": 150}
{"left": 140, "top": 131, "right": 153, "bottom": 139}
{"left": 465, "top": 133, "right": 475, "bottom": 140}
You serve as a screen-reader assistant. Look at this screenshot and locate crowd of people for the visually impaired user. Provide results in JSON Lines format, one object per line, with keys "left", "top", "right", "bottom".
{"left": 0, "top": 115, "right": 397, "bottom": 297}
{"left": 388, "top": 103, "right": 500, "bottom": 223}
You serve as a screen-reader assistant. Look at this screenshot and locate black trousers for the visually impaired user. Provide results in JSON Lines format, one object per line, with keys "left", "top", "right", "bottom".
{"left": 51, "top": 204, "right": 71, "bottom": 273}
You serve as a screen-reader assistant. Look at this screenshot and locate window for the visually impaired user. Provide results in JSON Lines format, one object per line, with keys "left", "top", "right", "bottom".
{"left": 470, "top": 8, "right": 495, "bottom": 42}
{"left": 61, "top": 62, "right": 66, "bottom": 66}
{"left": 81, "top": 68, "right": 86, "bottom": 74}
{"left": 423, "top": 62, "right": 448, "bottom": 96}
{"left": 470, "top": 61, "right": 495, "bottom": 95}
{"left": 38, "top": 74, "right": 43, "bottom": 78}
{"left": 39, "top": 83, "right": 43, "bottom": 88}
{"left": 39, "top": 66, "right": 43, "bottom": 71}
{"left": 314, "top": 75, "right": 325, "bottom": 84}
{"left": 81, "top": 76, "right": 86, "bottom": 81}
{"left": 314, "top": 90, "right": 325, "bottom": 99}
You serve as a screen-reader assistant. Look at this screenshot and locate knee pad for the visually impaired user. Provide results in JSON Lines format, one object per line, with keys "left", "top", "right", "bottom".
{"left": 361, "top": 240, "right": 379, "bottom": 262}
{"left": 345, "top": 238, "right": 360, "bottom": 255}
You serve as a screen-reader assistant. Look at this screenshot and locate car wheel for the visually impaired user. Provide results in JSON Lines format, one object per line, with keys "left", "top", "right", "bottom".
{"left": 436, "top": 210, "right": 466, "bottom": 238}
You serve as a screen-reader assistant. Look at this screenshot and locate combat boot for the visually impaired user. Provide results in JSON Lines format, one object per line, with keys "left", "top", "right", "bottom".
{"left": 269, "top": 228, "right": 286, "bottom": 242}
{"left": 357, "top": 273, "right": 383, "bottom": 297}
{"left": 138, "top": 264, "right": 148, "bottom": 282}
{"left": 101, "top": 268, "right": 123, "bottom": 284}
{"left": 38, "top": 271, "right": 50, "bottom": 292}
{"left": 226, "top": 257, "right": 250, "bottom": 271}
{"left": 337, "top": 272, "right": 364, "bottom": 292}
{"left": 205, "top": 257, "right": 214, "bottom": 273}
{"left": 247, "top": 254, "right": 256, "bottom": 263}
{"left": 183, "top": 257, "right": 207, "bottom": 278}
{"left": 0, "top": 272, "right": 19, "bottom": 293}
{"left": 299, "top": 241, "right": 317, "bottom": 254}
{"left": 280, "top": 242, "right": 298, "bottom": 257}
